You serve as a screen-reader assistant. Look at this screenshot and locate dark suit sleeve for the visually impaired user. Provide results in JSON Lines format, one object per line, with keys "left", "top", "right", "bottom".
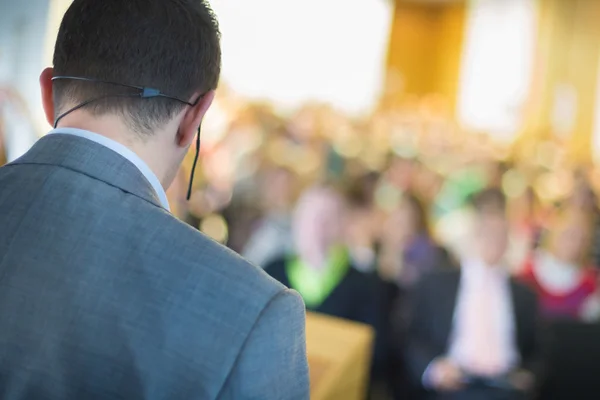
{"left": 403, "top": 278, "right": 440, "bottom": 387}
{"left": 217, "top": 289, "right": 310, "bottom": 400}
{"left": 356, "top": 275, "right": 390, "bottom": 383}
{"left": 520, "top": 288, "right": 549, "bottom": 390}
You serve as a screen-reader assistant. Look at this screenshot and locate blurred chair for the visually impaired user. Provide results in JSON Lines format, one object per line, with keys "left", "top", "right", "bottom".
{"left": 539, "top": 321, "right": 600, "bottom": 400}
{"left": 306, "top": 312, "right": 374, "bottom": 400}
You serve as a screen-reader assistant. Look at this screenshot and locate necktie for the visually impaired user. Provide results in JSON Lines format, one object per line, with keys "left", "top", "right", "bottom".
{"left": 466, "top": 269, "right": 504, "bottom": 376}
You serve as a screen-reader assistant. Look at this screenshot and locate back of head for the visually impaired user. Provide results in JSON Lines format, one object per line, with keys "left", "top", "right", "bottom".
{"left": 53, "top": 0, "right": 221, "bottom": 136}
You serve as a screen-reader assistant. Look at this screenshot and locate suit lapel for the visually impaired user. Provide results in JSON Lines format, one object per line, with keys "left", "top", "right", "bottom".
{"left": 440, "top": 271, "right": 461, "bottom": 347}
{"left": 509, "top": 279, "right": 526, "bottom": 352}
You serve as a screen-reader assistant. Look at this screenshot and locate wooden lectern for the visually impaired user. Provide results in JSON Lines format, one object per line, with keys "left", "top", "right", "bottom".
{"left": 306, "top": 312, "right": 374, "bottom": 400}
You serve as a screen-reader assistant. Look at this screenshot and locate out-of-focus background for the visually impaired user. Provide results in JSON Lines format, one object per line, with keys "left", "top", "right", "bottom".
{"left": 3, "top": 0, "right": 600, "bottom": 399}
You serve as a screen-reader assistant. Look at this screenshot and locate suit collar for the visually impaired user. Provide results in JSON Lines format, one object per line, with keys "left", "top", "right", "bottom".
{"left": 440, "top": 270, "right": 462, "bottom": 347}
{"left": 47, "top": 128, "right": 169, "bottom": 210}
{"left": 10, "top": 134, "right": 164, "bottom": 209}
{"left": 461, "top": 258, "right": 510, "bottom": 280}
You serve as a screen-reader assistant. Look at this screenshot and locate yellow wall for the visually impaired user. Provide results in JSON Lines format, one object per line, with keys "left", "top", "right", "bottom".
{"left": 386, "top": 0, "right": 600, "bottom": 165}
{"left": 431, "top": 3, "right": 465, "bottom": 113}
{"left": 386, "top": 3, "right": 439, "bottom": 96}
{"left": 519, "top": 0, "right": 600, "bottom": 163}
{"left": 384, "top": 1, "right": 466, "bottom": 112}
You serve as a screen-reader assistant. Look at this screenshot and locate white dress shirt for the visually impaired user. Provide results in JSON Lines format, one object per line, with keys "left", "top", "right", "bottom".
{"left": 532, "top": 251, "right": 583, "bottom": 294}
{"left": 47, "top": 128, "right": 170, "bottom": 210}
{"left": 533, "top": 250, "right": 600, "bottom": 322}
{"left": 448, "top": 259, "right": 519, "bottom": 376}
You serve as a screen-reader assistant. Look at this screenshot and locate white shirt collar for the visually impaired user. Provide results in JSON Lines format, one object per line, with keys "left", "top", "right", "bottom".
{"left": 47, "top": 128, "right": 170, "bottom": 210}
{"left": 533, "top": 250, "right": 583, "bottom": 294}
{"left": 450, "top": 257, "right": 518, "bottom": 374}
{"left": 461, "top": 258, "right": 509, "bottom": 281}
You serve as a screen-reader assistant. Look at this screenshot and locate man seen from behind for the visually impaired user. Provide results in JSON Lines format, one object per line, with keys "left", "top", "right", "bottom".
{"left": 0, "top": 1, "right": 309, "bottom": 398}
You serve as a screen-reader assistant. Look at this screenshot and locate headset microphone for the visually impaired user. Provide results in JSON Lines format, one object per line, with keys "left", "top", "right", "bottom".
{"left": 51, "top": 76, "right": 203, "bottom": 201}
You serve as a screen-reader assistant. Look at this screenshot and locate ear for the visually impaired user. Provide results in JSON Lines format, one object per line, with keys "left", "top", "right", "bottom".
{"left": 176, "top": 90, "right": 215, "bottom": 148}
{"left": 40, "top": 67, "right": 55, "bottom": 126}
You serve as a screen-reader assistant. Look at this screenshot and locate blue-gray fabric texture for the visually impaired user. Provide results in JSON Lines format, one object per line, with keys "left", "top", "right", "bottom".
{"left": 0, "top": 134, "right": 309, "bottom": 399}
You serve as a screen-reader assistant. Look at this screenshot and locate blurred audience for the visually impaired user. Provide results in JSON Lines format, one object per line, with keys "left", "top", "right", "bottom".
{"left": 2, "top": 85, "right": 599, "bottom": 398}
{"left": 242, "top": 166, "right": 298, "bottom": 267}
{"left": 344, "top": 178, "right": 380, "bottom": 273}
{"left": 263, "top": 185, "right": 389, "bottom": 391}
{"left": 404, "top": 189, "right": 543, "bottom": 400}
{"left": 380, "top": 192, "right": 449, "bottom": 287}
{"left": 570, "top": 172, "right": 600, "bottom": 269}
{"left": 507, "top": 187, "right": 543, "bottom": 272}
{"left": 80, "top": 94, "right": 600, "bottom": 399}
{"left": 520, "top": 210, "right": 599, "bottom": 322}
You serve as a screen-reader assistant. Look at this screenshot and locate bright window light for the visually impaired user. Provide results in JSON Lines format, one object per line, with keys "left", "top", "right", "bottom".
{"left": 211, "top": 0, "right": 393, "bottom": 116}
{"left": 457, "top": 0, "right": 537, "bottom": 141}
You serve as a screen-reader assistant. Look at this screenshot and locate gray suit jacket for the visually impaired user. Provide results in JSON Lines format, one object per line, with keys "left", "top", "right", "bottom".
{"left": 0, "top": 134, "right": 309, "bottom": 399}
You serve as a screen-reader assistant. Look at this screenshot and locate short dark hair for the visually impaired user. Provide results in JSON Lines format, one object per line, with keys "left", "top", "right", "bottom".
{"left": 342, "top": 172, "right": 380, "bottom": 209}
{"left": 401, "top": 192, "right": 432, "bottom": 236}
{"left": 471, "top": 187, "right": 507, "bottom": 214}
{"left": 52, "top": 0, "right": 221, "bottom": 135}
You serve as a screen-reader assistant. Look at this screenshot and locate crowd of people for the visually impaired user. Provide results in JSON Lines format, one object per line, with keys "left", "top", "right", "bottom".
{"left": 163, "top": 99, "right": 600, "bottom": 399}
{"left": 3, "top": 90, "right": 600, "bottom": 398}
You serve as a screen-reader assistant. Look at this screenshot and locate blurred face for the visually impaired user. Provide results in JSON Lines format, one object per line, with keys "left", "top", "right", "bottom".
{"left": 383, "top": 200, "right": 419, "bottom": 247}
{"left": 293, "top": 189, "right": 345, "bottom": 269}
{"left": 474, "top": 212, "right": 509, "bottom": 266}
{"left": 570, "top": 183, "right": 596, "bottom": 211}
{"left": 263, "top": 169, "right": 295, "bottom": 211}
{"left": 553, "top": 217, "right": 591, "bottom": 264}
{"left": 388, "top": 159, "right": 415, "bottom": 190}
{"left": 345, "top": 207, "right": 375, "bottom": 247}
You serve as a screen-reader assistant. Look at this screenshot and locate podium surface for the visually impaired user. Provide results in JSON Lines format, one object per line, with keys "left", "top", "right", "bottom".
{"left": 305, "top": 312, "right": 374, "bottom": 400}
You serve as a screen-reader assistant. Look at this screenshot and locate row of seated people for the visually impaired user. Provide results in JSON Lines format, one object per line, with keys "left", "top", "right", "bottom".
{"left": 251, "top": 184, "right": 600, "bottom": 399}
{"left": 402, "top": 188, "right": 541, "bottom": 400}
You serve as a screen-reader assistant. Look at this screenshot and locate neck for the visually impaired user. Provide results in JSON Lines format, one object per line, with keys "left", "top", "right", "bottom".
{"left": 469, "top": 256, "right": 502, "bottom": 269}
{"left": 56, "top": 113, "right": 173, "bottom": 188}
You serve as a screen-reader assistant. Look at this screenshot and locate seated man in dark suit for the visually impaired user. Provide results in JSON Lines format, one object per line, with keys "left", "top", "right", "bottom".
{"left": 405, "top": 188, "right": 544, "bottom": 400}
{"left": 265, "top": 185, "right": 388, "bottom": 388}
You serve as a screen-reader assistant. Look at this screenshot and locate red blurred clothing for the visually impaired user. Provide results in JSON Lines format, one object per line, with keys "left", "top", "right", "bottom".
{"left": 520, "top": 252, "right": 597, "bottom": 320}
